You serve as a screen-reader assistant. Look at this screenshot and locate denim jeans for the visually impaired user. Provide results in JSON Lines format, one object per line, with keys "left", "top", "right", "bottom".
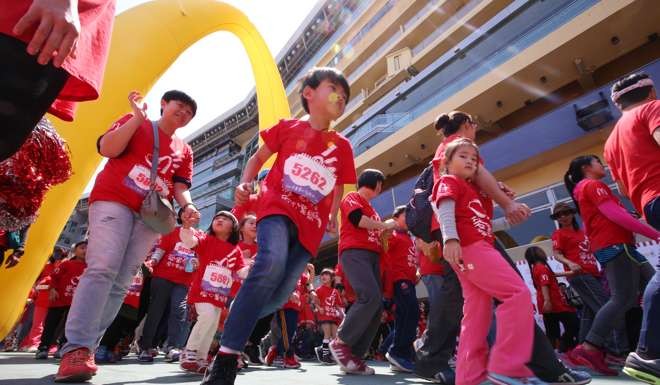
{"left": 141, "top": 277, "right": 190, "bottom": 350}
{"left": 389, "top": 279, "right": 419, "bottom": 360}
{"left": 62, "top": 201, "right": 159, "bottom": 353}
{"left": 220, "top": 215, "right": 311, "bottom": 351}
{"left": 276, "top": 309, "right": 299, "bottom": 356}
{"left": 640, "top": 197, "right": 660, "bottom": 356}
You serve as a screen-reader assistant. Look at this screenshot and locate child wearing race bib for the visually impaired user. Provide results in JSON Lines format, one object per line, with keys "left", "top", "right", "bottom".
{"left": 433, "top": 138, "right": 540, "bottom": 385}
{"left": 181, "top": 211, "right": 247, "bottom": 375}
{"left": 203, "top": 67, "right": 355, "bottom": 385}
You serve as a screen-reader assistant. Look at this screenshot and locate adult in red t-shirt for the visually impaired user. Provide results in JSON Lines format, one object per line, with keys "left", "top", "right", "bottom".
{"left": 525, "top": 247, "right": 578, "bottom": 353}
{"left": 210, "top": 68, "right": 353, "bottom": 380}
{"left": 333, "top": 169, "right": 396, "bottom": 371}
{"left": 605, "top": 72, "right": 660, "bottom": 372}
{"left": 57, "top": 90, "right": 200, "bottom": 381}
{"left": 564, "top": 154, "right": 659, "bottom": 373}
{"left": 139, "top": 209, "right": 203, "bottom": 361}
{"left": 381, "top": 206, "right": 420, "bottom": 367}
{"left": 36, "top": 241, "right": 87, "bottom": 357}
{"left": 0, "top": 0, "right": 116, "bottom": 160}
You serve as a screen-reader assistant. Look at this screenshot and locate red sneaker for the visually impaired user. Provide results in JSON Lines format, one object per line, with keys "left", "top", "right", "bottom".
{"left": 283, "top": 355, "right": 301, "bottom": 369}
{"left": 329, "top": 339, "right": 374, "bottom": 375}
{"left": 54, "top": 348, "right": 97, "bottom": 383}
{"left": 180, "top": 359, "right": 202, "bottom": 374}
{"left": 570, "top": 345, "right": 618, "bottom": 376}
{"left": 264, "top": 346, "right": 277, "bottom": 366}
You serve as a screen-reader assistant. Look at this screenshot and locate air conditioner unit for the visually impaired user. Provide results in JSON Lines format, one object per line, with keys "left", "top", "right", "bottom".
{"left": 573, "top": 92, "right": 613, "bottom": 132}
{"left": 386, "top": 47, "right": 412, "bottom": 77}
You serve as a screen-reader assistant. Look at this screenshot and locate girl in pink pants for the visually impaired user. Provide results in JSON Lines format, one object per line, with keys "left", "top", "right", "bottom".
{"left": 432, "top": 138, "right": 540, "bottom": 385}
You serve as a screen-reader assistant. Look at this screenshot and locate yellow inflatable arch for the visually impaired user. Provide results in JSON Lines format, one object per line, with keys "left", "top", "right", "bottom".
{"left": 0, "top": 0, "right": 290, "bottom": 338}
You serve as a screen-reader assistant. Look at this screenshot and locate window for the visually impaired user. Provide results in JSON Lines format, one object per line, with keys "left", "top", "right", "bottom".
{"left": 392, "top": 55, "right": 400, "bottom": 72}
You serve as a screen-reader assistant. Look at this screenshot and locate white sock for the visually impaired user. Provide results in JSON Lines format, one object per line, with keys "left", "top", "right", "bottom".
{"left": 219, "top": 346, "right": 241, "bottom": 355}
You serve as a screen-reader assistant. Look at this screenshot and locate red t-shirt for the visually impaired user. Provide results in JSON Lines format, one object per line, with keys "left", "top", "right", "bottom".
{"left": 551, "top": 228, "right": 600, "bottom": 276}
{"left": 418, "top": 248, "right": 444, "bottom": 276}
{"left": 604, "top": 100, "right": 660, "bottom": 218}
{"left": 34, "top": 262, "right": 57, "bottom": 308}
{"left": 383, "top": 230, "right": 418, "bottom": 283}
{"left": 123, "top": 268, "right": 145, "bottom": 309}
{"left": 49, "top": 259, "right": 87, "bottom": 307}
{"left": 231, "top": 195, "right": 259, "bottom": 221}
{"left": 299, "top": 298, "right": 316, "bottom": 327}
{"left": 230, "top": 241, "right": 257, "bottom": 297}
{"left": 338, "top": 192, "right": 382, "bottom": 254}
{"left": 0, "top": 1, "right": 116, "bottom": 121}
{"left": 573, "top": 179, "right": 634, "bottom": 251}
{"left": 258, "top": 119, "right": 357, "bottom": 256}
{"left": 334, "top": 263, "right": 356, "bottom": 304}
{"left": 283, "top": 272, "right": 310, "bottom": 312}
{"left": 434, "top": 175, "right": 494, "bottom": 246}
{"left": 90, "top": 115, "right": 194, "bottom": 212}
{"left": 531, "top": 263, "right": 575, "bottom": 314}
{"left": 188, "top": 235, "right": 245, "bottom": 308}
{"left": 315, "top": 284, "right": 344, "bottom": 323}
{"left": 152, "top": 227, "right": 202, "bottom": 286}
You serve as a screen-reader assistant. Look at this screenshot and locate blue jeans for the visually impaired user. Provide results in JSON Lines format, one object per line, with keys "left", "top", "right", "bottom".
{"left": 640, "top": 197, "right": 660, "bottom": 356}
{"left": 276, "top": 309, "right": 299, "bottom": 356}
{"left": 141, "top": 277, "right": 190, "bottom": 349}
{"left": 63, "top": 201, "right": 159, "bottom": 353}
{"left": 389, "top": 279, "right": 419, "bottom": 360}
{"left": 220, "top": 215, "right": 311, "bottom": 351}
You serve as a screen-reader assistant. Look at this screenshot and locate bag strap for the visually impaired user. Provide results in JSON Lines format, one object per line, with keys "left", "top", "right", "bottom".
{"left": 149, "top": 120, "right": 160, "bottom": 189}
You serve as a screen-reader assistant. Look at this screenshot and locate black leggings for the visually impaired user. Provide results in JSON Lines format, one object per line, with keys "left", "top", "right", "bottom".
{"left": 0, "top": 33, "right": 68, "bottom": 161}
{"left": 543, "top": 312, "right": 580, "bottom": 352}
{"left": 38, "top": 306, "right": 69, "bottom": 351}
{"left": 248, "top": 313, "right": 274, "bottom": 347}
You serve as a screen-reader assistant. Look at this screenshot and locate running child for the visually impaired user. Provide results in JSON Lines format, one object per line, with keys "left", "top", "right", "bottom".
{"left": 200, "top": 66, "right": 355, "bottom": 385}
{"left": 315, "top": 268, "right": 344, "bottom": 364}
{"left": 181, "top": 211, "right": 247, "bottom": 374}
{"left": 433, "top": 138, "right": 541, "bottom": 385}
{"left": 564, "top": 155, "right": 660, "bottom": 375}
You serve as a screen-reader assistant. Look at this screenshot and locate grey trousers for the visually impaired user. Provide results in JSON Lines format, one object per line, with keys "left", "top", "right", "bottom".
{"left": 337, "top": 249, "right": 383, "bottom": 358}
{"left": 586, "top": 251, "right": 655, "bottom": 348}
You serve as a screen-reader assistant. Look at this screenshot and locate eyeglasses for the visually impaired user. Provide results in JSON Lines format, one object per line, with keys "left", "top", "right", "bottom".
{"left": 553, "top": 210, "right": 573, "bottom": 218}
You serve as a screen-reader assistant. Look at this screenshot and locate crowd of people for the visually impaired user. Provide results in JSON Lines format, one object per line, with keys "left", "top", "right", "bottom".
{"left": 0, "top": 3, "right": 658, "bottom": 385}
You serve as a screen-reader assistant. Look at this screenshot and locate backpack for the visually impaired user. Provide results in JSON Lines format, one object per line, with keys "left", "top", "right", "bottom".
{"left": 405, "top": 165, "right": 437, "bottom": 243}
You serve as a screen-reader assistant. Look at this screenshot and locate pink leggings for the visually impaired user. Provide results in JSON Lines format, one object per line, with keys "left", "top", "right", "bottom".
{"left": 453, "top": 240, "right": 535, "bottom": 385}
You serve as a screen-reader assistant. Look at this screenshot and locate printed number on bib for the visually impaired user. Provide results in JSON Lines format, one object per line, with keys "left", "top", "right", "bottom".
{"left": 201, "top": 264, "right": 233, "bottom": 296}
{"left": 283, "top": 153, "right": 336, "bottom": 204}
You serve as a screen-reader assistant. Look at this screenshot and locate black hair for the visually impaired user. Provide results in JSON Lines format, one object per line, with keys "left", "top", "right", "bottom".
{"left": 177, "top": 207, "right": 184, "bottom": 225}
{"left": 524, "top": 246, "right": 555, "bottom": 288}
{"left": 564, "top": 155, "right": 602, "bottom": 212}
{"left": 207, "top": 212, "right": 240, "bottom": 245}
{"left": 299, "top": 67, "right": 350, "bottom": 113}
{"left": 357, "top": 169, "right": 385, "bottom": 190}
{"left": 392, "top": 205, "right": 406, "bottom": 218}
{"left": 434, "top": 111, "right": 473, "bottom": 137}
{"left": 161, "top": 90, "right": 197, "bottom": 117}
{"left": 73, "top": 240, "right": 88, "bottom": 249}
{"left": 611, "top": 72, "right": 653, "bottom": 109}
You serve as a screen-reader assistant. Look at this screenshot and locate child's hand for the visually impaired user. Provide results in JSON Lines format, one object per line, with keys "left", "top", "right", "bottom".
{"left": 234, "top": 183, "right": 252, "bottom": 205}
{"left": 566, "top": 261, "right": 582, "bottom": 273}
{"left": 543, "top": 300, "right": 553, "bottom": 313}
{"left": 48, "top": 288, "right": 59, "bottom": 302}
{"left": 326, "top": 215, "right": 338, "bottom": 235}
{"left": 504, "top": 201, "right": 531, "bottom": 225}
{"left": 443, "top": 239, "right": 463, "bottom": 269}
{"left": 14, "top": 0, "right": 81, "bottom": 67}
{"left": 128, "top": 91, "right": 148, "bottom": 122}
{"left": 143, "top": 258, "right": 156, "bottom": 273}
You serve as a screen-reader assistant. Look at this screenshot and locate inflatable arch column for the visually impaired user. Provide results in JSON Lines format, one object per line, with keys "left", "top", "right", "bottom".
{"left": 0, "top": 0, "right": 290, "bottom": 337}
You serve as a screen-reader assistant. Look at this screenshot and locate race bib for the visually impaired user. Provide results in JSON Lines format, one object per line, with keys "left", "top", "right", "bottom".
{"left": 126, "top": 164, "right": 170, "bottom": 196}
{"left": 174, "top": 242, "right": 194, "bottom": 257}
{"left": 201, "top": 264, "right": 233, "bottom": 296}
{"left": 282, "top": 153, "right": 336, "bottom": 204}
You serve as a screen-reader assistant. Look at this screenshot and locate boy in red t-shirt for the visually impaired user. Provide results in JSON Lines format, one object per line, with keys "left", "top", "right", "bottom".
{"left": 36, "top": 241, "right": 87, "bottom": 359}
{"left": 330, "top": 169, "right": 396, "bottom": 376}
{"left": 381, "top": 206, "right": 419, "bottom": 372}
{"left": 205, "top": 67, "right": 355, "bottom": 385}
{"left": 56, "top": 90, "right": 200, "bottom": 382}
{"left": 314, "top": 268, "right": 344, "bottom": 364}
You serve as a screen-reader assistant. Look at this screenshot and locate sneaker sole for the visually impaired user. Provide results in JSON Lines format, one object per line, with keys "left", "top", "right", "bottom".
{"left": 386, "top": 352, "right": 413, "bottom": 373}
{"left": 328, "top": 345, "right": 350, "bottom": 372}
{"left": 623, "top": 367, "right": 660, "bottom": 385}
{"left": 339, "top": 367, "right": 375, "bottom": 376}
{"left": 571, "top": 355, "right": 618, "bottom": 376}
{"left": 54, "top": 373, "right": 94, "bottom": 383}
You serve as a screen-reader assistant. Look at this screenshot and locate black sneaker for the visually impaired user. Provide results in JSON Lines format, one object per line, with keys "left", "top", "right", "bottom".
{"left": 623, "top": 352, "right": 660, "bottom": 385}
{"left": 201, "top": 353, "right": 239, "bottom": 385}
{"left": 415, "top": 367, "right": 456, "bottom": 384}
{"left": 35, "top": 350, "right": 48, "bottom": 360}
{"left": 548, "top": 368, "right": 592, "bottom": 385}
{"left": 321, "top": 348, "right": 334, "bottom": 365}
{"left": 315, "top": 346, "right": 323, "bottom": 362}
{"left": 244, "top": 344, "right": 261, "bottom": 365}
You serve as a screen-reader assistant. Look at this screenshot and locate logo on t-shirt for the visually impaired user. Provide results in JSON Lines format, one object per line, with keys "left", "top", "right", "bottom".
{"left": 467, "top": 199, "right": 492, "bottom": 237}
